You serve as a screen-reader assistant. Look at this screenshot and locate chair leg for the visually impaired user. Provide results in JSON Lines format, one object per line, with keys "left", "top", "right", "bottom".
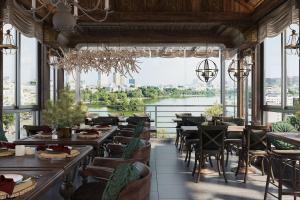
{"left": 264, "top": 157, "right": 272, "bottom": 200}
{"left": 209, "top": 156, "right": 213, "bottom": 167}
{"left": 175, "top": 129, "right": 179, "bottom": 147}
{"left": 261, "top": 157, "right": 265, "bottom": 176}
{"left": 235, "top": 150, "right": 242, "bottom": 176}
{"left": 187, "top": 149, "right": 192, "bottom": 167}
{"left": 220, "top": 153, "right": 227, "bottom": 183}
{"left": 244, "top": 154, "right": 249, "bottom": 183}
{"left": 216, "top": 154, "right": 221, "bottom": 176}
{"left": 278, "top": 157, "right": 283, "bottom": 200}
{"left": 196, "top": 153, "right": 203, "bottom": 183}
{"left": 192, "top": 153, "right": 198, "bottom": 177}
{"left": 184, "top": 148, "right": 189, "bottom": 162}
{"left": 225, "top": 145, "right": 230, "bottom": 167}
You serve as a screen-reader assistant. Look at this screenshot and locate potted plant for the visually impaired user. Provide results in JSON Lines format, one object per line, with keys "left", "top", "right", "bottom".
{"left": 204, "top": 103, "right": 223, "bottom": 125}
{"left": 42, "top": 88, "right": 87, "bottom": 138}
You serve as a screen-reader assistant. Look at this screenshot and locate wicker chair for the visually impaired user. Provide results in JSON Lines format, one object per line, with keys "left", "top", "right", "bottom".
{"left": 72, "top": 162, "right": 151, "bottom": 200}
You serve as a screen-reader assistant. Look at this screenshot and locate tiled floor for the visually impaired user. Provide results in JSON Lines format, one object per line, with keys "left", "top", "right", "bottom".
{"left": 40, "top": 139, "right": 295, "bottom": 200}
{"left": 150, "top": 139, "right": 293, "bottom": 200}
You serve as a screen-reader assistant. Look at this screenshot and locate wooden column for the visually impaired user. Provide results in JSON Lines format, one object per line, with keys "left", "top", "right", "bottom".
{"left": 57, "top": 69, "right": 64, "bottom": 97}
{"left": 39, "top": 44, "right": 50, "bottom": 110}
{"left": 251, "top": 44, "right": 263, "bottom": 124}
{"left": 0, "top": 1, "right": 4, "bottom": 130}
{"left": 237, "top": 52, "right": 245, "bottom": 118}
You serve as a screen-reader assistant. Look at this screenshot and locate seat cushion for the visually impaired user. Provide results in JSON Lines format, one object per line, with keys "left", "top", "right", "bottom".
{"left": 71, "top": 182, "right": 106, "bottom": 200}
{"left": 122, "top": 138, "right": 144, "bottom": 159}
{"left": 102, "top": 163, "right": 140, "bottom": 200}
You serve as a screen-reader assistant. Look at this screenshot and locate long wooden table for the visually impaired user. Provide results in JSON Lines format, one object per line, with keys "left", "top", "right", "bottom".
{"left": 0, "top": 146, "right": 93, "bottom": 200}
{"left": 14, "top": 126, "right": 117, "bottom": 156}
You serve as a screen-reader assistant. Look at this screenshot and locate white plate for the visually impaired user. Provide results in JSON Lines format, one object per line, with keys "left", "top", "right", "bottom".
{"left": 2, "top": 174, "right": 23, "bottom": 183}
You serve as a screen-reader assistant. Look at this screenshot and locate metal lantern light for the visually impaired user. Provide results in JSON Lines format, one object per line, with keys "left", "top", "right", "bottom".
{"left": 195, "top": 59, "right": 218, "bottom": 83}
{"left": 227, "top": 57, "right": 251, "bottom": 81}
{"left": 285, "top": 26, "right": 300, "bottom": 55}
{"left": 0, "top": 26, "right": 17, "bottom": 55}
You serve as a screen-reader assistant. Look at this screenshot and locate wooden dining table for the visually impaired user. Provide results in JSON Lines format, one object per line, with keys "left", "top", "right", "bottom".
{"left": 0, "top": 146, "right": 93, "bottom": 200}
{"left": 181, "top": 125, "right": 245, "bottom": 133}
{"left": 14, "top": 126, "right": 117, "bottom": 156}
{"left": 267, "top": 132, "right": 300, "bottom": 147}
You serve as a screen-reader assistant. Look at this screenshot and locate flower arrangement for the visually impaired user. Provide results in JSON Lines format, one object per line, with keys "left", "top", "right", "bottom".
{"left": 204, "top": 103, "right": 223, "bottom": 118}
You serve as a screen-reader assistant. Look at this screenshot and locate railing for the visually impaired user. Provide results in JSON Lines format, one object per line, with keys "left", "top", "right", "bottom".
{"left": 88, "top": 104, "right": 237, "bottom": 136}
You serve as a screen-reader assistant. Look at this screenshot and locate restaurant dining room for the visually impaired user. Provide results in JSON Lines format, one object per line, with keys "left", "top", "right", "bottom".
{"left": 0, "top": 0, "right": 300, "bottom": 200}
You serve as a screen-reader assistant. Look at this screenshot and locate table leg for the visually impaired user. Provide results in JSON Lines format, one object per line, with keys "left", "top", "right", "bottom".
{"left": 59, "top": 174, "right": 75, "bottom": 200}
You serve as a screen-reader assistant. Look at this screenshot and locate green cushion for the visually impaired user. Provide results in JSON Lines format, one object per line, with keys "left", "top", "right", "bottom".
{"left": 122, "top": 138, "right": 144, "bottom": 159}
{"left": 133, "top": 122, "right": 144, "bottom": 138}
{"left": 102, "top": 164, "right": 140, "bottom": 200}
{"left": 0, "top": 126, "right": 7, "bottom": 142}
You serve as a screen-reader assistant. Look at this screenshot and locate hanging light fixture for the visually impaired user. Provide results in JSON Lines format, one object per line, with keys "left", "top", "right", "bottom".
{"left": 0, "top": 24, "right": 17, "bottom": 55}
{"left": 285, "top": 25, "right": 300, "bottom": 55}
{"left": 195, "top": 59, "right": 218, "bottom": 83}
{"left": 13, "top": 0, "right": 112, "bottom": 32}
{"left": 227, "top": 54, "right": 252, "bottom": 81}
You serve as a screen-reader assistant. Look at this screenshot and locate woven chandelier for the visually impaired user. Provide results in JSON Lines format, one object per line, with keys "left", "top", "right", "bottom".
{"left": 57, "top": 49, "right": 140, "bottom": 75}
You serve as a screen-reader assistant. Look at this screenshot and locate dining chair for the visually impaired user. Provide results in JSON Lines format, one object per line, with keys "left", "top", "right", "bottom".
{"left": 73, "top": 162, "right": 151, "bottom": 200}
{"left": 193, "top": 125, "right": 228, "bottom": 183}
{"left": 92, "top": 116, "right": 119, "bottom": 126}
{"left": 23, "top": 125, "right": 52, "bottom": 137}
{"left": 241, "top": 125, "right": 271, "bottom": 183}
{"left": 175, "top": 113, "right": 191, "bottom": 148}
{"left": 181, "top": 116, "right": 206, "bottom": 167}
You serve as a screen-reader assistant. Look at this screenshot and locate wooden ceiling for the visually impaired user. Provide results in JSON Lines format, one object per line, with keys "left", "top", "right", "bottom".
{"left": 17, "top": 0, "right": 287, "bottom": 48}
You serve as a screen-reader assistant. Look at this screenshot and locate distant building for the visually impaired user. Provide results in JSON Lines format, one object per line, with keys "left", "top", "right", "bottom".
{"left": 129, "top": 78, "right": 135, "bottom": 87}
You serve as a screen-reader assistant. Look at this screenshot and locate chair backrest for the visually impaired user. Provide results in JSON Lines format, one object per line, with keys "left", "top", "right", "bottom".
{"left": 245, "top": 125, "right": 271, "bottom": 151}
{"left": 182, "top": 116, "right": 206, "bottom": 126}
{"left": 175, "top": 113, "right": 192, "bottom": 118}
{"left": 118, "top": 162, "right": 151, "bottom": 200}
{"left": 132, "top": 142, "right": 151, "bottom": 164}
{"left": 126, "top": 117, "right": 150, "bottom": 126}
{"left": 92, "top": 116, "right": 119, "bottom": 126}
{"left": 23, "top": 125, "right": 52, "bottom": 136}
{"left": 198, "top": 125, "right": 227, "bottom": 151}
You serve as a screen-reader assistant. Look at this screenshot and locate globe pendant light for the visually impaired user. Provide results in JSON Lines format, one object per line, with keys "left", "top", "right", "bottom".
{"left": 227, "top": 56, "right": 252, "bottom": 81}
{"left": 195, "top": 58, "right": 218, "bottom": 83}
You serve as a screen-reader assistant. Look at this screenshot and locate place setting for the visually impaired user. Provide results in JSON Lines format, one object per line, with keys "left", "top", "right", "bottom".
{"left": 36, "top": 145, "right": 80, "bottom": 160}
{"left": 0, "top": 173, "right": 37, "bottom": 200}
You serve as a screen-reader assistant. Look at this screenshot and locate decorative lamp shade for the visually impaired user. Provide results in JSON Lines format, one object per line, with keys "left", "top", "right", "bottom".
{"left": 52, "top": 3, "right": 76, "bottom": 32}
{"left": 227, "top": 57, "right": 251, "bottom": 81}
{"left": 1, "top": 29, "right": 17, "bottom": 55}
{"left": 195, "top": 59, "right": 218, "bottom": 83}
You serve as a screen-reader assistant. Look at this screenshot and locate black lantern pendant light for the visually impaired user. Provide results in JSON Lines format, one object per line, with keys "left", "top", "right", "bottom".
{"left": 195, "top": 58, "right": 218, "bottom": 83}
{"left": 285, "top": 25, "right": 300, "bottom": 55}
{"left": 0, "top": 24, "right": 17, "bottom": 55}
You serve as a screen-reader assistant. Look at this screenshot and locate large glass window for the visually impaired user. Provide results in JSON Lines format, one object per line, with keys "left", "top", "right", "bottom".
{"left": 264, "top": 34, "right": 282, "bottom": 106}
{"left": 3, "top": 25, "right": 16, "bottom": 107}
{"left": 2, "top": 25, "right": 39, "bottom": 140}
{"left": 20, "top": 34, "right": 38, "bottom": 106}
{"left": 286, "top": 24, "right": 299, "bottom": 107}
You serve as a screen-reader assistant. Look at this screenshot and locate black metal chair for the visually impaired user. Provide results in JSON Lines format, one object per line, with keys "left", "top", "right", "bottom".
{"left": 193, "top": 125, "right": 228, "bottom": 183}
{"left": 175, "top": 113, "right": 192, "bottom": 148}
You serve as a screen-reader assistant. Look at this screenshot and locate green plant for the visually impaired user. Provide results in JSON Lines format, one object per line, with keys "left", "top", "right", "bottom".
{"left": 271, "top": 121, "right": 297, "bottom": 150}
{"left": 204, "top": 103, "right": 223, "bottom": 118}
{"left": 272, "top": 121, "right": 296, "bottom": 132}
{"left": 3, "top": 113, "right": 15, "bottom": 130}
{"left": 42, "top": 88, "right": 87, "bottom": 128}
{"left": 286, "top": 116, "right": 300, "bottom": 129}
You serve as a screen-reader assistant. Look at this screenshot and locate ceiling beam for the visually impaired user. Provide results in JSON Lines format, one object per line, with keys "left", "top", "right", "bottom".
{"left": 251, "top": 0, "right": 287, "bottom": 22}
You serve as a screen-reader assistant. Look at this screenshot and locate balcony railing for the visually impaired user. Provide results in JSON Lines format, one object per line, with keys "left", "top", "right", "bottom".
{"left": 88, "top": 104, "right": 237, "bottom": 136}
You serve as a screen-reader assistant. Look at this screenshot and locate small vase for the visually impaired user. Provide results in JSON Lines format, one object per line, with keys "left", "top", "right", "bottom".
{"left": 57, "top": 127, "right": 72, "bottom": 138}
